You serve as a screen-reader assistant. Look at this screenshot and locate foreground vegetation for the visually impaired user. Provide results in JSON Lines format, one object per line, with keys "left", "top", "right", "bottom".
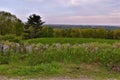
{"left": 24, "top": 38, "right": 120, "bottom": 44}
{"left": 0, "top": 41, "right": 120, "bottom": 79}
{"left": 1, "top": 63, "right": 120, "bottom": 79}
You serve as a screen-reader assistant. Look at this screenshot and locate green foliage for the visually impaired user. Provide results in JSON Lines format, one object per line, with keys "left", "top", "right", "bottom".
{"left": 53, "top": 29, "right": 67, "bottom": 37}
{"left": 95, "top": 28, "right": 107, "bottom": 38}
{"left": 52, "top": 28, "right": 117, "bottom": 39}
{"left": 81, "top": 28, "right": 96, "bottom": 38}
{"left": 113, "top": 29, "right": 120, "bottom": 39}
{"left": 0, "top": 35, "right": 2, "bottom": 40}
{"left": 70, "top": 28, "right": 81, "bottom": 37}
{"left": 25, "top": 14, "right": 45, "bottom": 28}
{"left": 14, "top": 20, "right": 24, "bottom": 36}
{"left": 0, "top": 54, "right": 10, "bottom": 64}
{"left": 1, "top": 42, "right": 120, "bottom": 76}
{"left": 2, "top": 34, "right": 21, "bottom": 42}
{"left": 23, "top": 14, "right": 45, "bottom": 39}
{"left": 1, "top": 42, "right": 120, "bottom": 68}
{"left": 22, "top": 29, "right": 31, "bottom": 39}
{"left": 1, "top": 11, "right": 120, "bottom": 40}
{"left": 106, "top": 30, "right": 113, "bottom": 39}
{"left": 0, "top": 11, "right": 24, "bottom": 36}
{"left": 41, "top": 26, "right": 53, "bottom": 37}
{"left": 23, "top": 38, "right": 119, "bottom": 44}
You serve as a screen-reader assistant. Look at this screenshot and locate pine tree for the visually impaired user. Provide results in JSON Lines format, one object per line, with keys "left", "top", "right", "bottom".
{"left": 24, "top": 14, "right": 45, "bottom": 39}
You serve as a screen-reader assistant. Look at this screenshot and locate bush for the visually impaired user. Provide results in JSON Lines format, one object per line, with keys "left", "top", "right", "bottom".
{"left": 2, "top": 34, "right": 21, "bottom": 43}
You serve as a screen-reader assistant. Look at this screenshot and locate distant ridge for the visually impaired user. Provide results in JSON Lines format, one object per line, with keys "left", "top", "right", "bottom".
{"left": 44, "top": 24, "right": 120, "bottom": 30}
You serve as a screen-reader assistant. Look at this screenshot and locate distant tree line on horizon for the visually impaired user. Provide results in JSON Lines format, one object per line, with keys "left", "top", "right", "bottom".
{"left": 0, "top": 11, "right": 120, "bottom": 40}
{"left": 44, "top": 24, "right": 120, "bottom": 30}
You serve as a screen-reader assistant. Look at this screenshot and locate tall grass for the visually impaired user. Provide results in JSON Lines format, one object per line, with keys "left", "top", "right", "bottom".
{"left": 0, "top": 42, "right": 120, "bottom": 68}
{"left": 1, "top": 42, "right": 120, "bottom": 76}
{"left": 23, "top": 38, "right": 120, "bottom": 44}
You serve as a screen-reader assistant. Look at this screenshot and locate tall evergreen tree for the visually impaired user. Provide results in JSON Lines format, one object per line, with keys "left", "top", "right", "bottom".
{"left": 24, "top": 14, "right": 45, "bottom": 38}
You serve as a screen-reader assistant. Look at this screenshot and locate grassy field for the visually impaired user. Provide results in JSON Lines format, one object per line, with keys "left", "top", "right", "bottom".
{"left": 0, "top": 38, "right": 120, "bottom": 79}
{"left": 1, "top": 63, "right": 120, "bottom": 79}
{"left": 23, "top": 38, "right": 120, "bottom": 44}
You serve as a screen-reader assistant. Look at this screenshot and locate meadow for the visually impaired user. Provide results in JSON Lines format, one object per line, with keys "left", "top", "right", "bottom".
{"left": 0, "top": 38, "right": 120, "bottom": 79}
{"left": 23, "top": 38, "right": 120, "bottom": 44}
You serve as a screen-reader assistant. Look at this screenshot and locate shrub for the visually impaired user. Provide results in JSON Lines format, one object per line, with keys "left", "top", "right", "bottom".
{"left": 2, "top": 34, "right": 21, "bottom": 43}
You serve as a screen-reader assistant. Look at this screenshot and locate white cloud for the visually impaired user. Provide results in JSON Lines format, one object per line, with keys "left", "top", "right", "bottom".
{"left": 24, "top": 0, "right": 44, "bottom": 2}
{"left": 67, "top": 0, "right": 103, "bottom": 6}
{"left": 57, "top": 0, "right": 104, "bottom": 6}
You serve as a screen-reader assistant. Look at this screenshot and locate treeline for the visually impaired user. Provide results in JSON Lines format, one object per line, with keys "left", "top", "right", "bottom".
{"left": 30, "top": 26, "right": 120, "bottom": 39}
{"left": 0, "top": 11, "right": 120, "bottom": 40}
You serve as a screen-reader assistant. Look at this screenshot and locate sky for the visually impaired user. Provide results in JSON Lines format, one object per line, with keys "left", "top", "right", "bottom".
{"left": 0, "top": 0, "right": 120, "bottom": 25}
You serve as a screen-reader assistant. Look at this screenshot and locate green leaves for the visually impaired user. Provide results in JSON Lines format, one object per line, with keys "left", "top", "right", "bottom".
{"left": 0, "top": 11, "right": 24, "bottom": 36}
{"left": 24, "top": 14, "right": 45, "bottom": 39}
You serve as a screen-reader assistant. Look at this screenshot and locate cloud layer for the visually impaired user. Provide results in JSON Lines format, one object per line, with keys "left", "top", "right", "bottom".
{"left": 0, "top": 0, "right": 120, "bottom": 25}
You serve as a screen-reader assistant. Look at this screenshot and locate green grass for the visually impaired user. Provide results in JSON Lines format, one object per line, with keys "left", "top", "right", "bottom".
{"left": 1, "top": 40, "right": 120, "bottom": 79}
{"left": 23, "top": 38, "right": 120, "bottom": 44}
{"left": 0, "top": 62, "right": 65, "bottom": 77}
{"left": 64, "top": 63, "right": 120, "bottom": 79}
{"left": 0, "top": 63, "right": 120, "bottom": 79}
{"left": 0, "top": 42, "right": 120, "bottom": 77}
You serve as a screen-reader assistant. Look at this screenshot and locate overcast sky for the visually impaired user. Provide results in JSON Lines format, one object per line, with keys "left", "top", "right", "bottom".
{"left": 0, "top": 0, "right": 120, "bottom": 25}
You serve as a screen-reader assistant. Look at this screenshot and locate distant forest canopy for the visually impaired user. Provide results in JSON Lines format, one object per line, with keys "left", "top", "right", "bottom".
{"left": 44, "top": 24, "right": 120, "bottom": 30}
{"left": 0, "top": 11, "right": 120, "bottom": 40}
